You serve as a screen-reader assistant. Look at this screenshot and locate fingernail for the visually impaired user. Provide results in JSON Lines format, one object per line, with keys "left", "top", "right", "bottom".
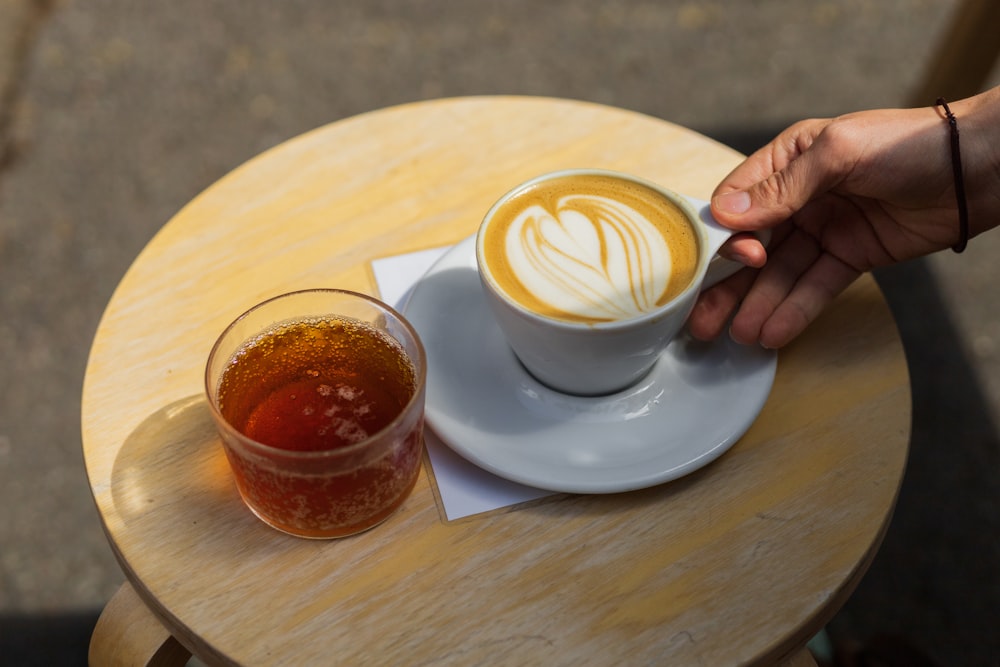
{"left": 714, "top": 191, "right": 751, "bottom": 215}
{"left": 728, "top": 324, "right": 755, "bottom": 347}
{"left": 729, "top": 251, "right": 750, "bottom": 265}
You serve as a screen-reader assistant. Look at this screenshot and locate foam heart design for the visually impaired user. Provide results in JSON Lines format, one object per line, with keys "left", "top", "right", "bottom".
{"left": 504, "top": 195, "right": 674, "bottom": 321}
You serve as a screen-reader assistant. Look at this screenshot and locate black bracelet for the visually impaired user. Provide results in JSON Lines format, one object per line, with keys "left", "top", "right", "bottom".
{"left": 936, "top": 97, "right": 970, "bottom": 253}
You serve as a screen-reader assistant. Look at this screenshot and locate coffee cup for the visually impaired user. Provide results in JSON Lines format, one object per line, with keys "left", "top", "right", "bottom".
{"left": 476, "top": 169, "right": 758, "bottom": 396}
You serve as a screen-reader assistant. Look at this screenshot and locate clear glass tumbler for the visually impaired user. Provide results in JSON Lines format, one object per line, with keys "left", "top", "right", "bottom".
{"left": 205, "top": 289, "right": 426, "bottom": 538}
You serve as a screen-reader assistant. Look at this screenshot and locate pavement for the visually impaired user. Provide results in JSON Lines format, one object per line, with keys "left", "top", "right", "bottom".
{"left": 1, "top": 1, "right": 998, "bottom": 665}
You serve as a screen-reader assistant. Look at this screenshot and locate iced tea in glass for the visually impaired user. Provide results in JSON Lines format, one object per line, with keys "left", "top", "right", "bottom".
{"left": 205, "top": 289, "right": 426, "bottom": 538}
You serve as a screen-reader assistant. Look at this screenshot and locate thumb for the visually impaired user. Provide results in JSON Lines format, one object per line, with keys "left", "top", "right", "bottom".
{"left": 711, "top": 132, "right": 838, "bottom": 232}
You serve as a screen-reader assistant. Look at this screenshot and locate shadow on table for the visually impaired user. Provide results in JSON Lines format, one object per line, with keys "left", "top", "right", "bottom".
{"left": 713, "top": 124, "right": 1000, "bottom": 666}
{"left": 826, "top": 258, "right": 1000, "bottom": 666}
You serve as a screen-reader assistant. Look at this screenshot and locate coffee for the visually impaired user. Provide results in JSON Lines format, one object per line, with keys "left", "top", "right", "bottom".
{"left": 479, "top": 173, "right": 699, "bottom": 324}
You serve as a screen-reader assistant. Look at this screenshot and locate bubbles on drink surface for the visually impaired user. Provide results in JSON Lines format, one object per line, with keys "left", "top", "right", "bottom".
{"left": 216, "top": 315, "right": 416, "bottom": 452}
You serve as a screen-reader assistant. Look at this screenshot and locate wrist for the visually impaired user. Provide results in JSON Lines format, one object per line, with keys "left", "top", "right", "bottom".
{"left": 951, "top": 86, "right": 1000, "bottom": 238}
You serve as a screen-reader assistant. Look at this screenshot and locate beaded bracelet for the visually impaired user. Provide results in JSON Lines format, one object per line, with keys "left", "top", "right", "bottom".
{"left": 936, "top": 97, "right": 969, "bottom": 253}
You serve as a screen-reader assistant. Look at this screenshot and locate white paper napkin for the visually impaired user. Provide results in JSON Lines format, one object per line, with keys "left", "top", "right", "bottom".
{"left": 371, "top": 248, "right": 554, "bottom": 521}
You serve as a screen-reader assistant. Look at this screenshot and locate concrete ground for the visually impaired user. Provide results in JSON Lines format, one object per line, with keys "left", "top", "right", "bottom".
{"left": 1, "top": 1, "right": 998, "bottom": 665}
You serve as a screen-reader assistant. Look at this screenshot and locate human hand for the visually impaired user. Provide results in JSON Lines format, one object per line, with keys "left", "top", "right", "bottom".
{"left": 689, "top": 87, "right": 1000, "bottom": 348}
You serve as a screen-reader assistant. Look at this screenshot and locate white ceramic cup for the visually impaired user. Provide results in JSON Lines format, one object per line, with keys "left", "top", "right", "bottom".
{"left": 476, "top": 169, "right": 758, "bottom": 396}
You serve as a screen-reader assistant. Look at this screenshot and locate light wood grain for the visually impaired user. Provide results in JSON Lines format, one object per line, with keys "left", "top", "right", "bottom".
{"left": 89, "top": 580, "right": 191, "bottom": 666}
{"left": 82, "top": 97, "right": 910, "bottom": 666}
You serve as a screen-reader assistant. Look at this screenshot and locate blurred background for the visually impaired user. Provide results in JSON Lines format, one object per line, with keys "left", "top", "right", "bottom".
{"left": 1, "top": 0, "right": 998, "bottom": 665}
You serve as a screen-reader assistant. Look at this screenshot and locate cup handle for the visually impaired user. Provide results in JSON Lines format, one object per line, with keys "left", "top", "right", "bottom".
{"left": 683, "top": 196, "right": 771, "bottom": 290}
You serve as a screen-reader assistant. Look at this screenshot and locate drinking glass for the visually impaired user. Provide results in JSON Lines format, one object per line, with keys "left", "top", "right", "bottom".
{"left": 205, "top": 289, "right": 426, "bottom": 539}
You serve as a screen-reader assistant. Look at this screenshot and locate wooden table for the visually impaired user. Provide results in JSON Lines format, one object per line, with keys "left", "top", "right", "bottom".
{"left": 82, "top": 97, "right": 911, "bottom": 666}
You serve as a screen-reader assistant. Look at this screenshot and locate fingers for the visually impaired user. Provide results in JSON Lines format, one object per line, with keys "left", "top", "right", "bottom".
{"left": 757, "top": 254, "right": 859, "bottom": 348}
{"left": 728, "top": 228, "right": 820, "bottom": 344}
{"left": 695, "top": 116, "right": 876, "bottom": 348}
{"left": 728, "top": 229, "right": 860, "bottom": 348}
{"left": 715, "top": 232, "right": 767, "bottom": 268}
{"left": 694, "top": 224, "right": 860, "bottom": 348}
{"left": 689, "top": 224, "right": 794, "bottom": 342}
{"left": 688, "top": 267, "right": 759, "bottom": 341}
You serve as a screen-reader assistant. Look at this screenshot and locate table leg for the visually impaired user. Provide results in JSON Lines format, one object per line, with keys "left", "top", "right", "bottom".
{"left": 89, "top": 580, "right": 191, "bottom": 667}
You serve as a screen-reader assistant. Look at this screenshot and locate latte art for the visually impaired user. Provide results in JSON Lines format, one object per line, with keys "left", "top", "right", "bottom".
{"left": 508, "top": 196, "right": 673, "bottom": 321}
{"left": 481, "top": 173, "right": 699, "bottom": 324}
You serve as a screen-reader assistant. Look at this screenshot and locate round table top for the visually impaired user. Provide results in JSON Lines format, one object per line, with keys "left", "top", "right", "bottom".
{"left": 81, "top": 96, "right": 911, "bottom": 666}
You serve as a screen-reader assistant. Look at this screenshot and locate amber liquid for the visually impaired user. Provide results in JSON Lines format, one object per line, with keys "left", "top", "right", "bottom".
{"left": 216, "top": 316, "right": 423, "bottom": 538}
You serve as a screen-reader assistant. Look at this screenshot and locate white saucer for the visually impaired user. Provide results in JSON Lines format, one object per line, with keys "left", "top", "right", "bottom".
{"left": 402, "top": 234, "right": 777, "bottom": 494}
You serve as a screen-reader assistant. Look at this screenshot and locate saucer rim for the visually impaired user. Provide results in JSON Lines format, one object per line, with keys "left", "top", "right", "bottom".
{"left": 403, "top": 233, "right": 777, "bottom": 494}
